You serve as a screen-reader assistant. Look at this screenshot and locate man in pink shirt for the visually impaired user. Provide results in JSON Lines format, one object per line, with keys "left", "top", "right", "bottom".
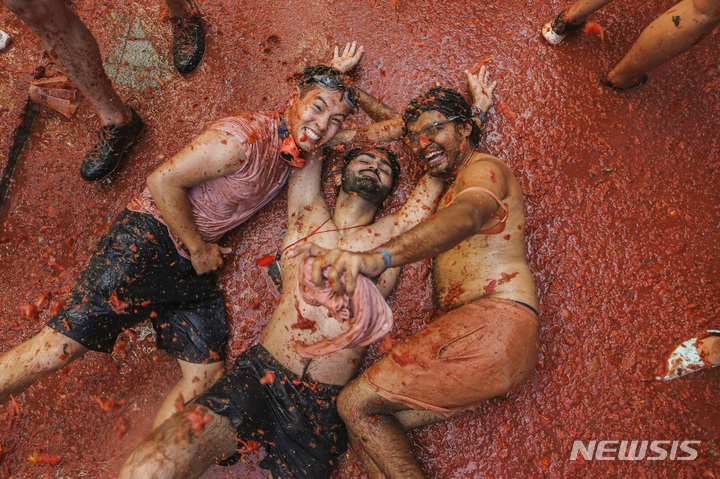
{"left": 0, "top": 57, "right": 359, "bottom": 429}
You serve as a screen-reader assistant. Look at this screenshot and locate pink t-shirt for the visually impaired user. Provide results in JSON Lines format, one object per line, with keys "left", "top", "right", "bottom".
{"left": 295, "top": 255, "right": 394, "bottom": 358}
{"left": 127, "top": 112, "right": 290, "bottom": 257}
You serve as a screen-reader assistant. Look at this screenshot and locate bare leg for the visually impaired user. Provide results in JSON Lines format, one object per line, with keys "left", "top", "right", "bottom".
{"left": 119, "top": 405, "right": 237, "bottom": 479}
{"left": 543, "top": 0, "right": 614, "bottom": 44}
{"left": 164, "top": 0, "right": 205, "bottom": 74}
{"left": 347, "top": 435, "right": 389, "bottom": 479}
{"left": 605, "top": 0, "right": 720, "bottom": 87}
{"left": 338, "top": 377, "right": 430, "bottom": 479}
{"left": 2, "top": 0, "right": 128, "bottom": 126}
{"left": 153, "top": 359, "right": 223, "bottom": 428}
{"left": 164, "top": 0, "right": 193, "bottom": 18}
{"left": 0, "top": 326, "right": 88, "bottom": 404}
{"left": 343, "top": 408, "right": 443, "bottom": 479}
{"left": 562, "top": 0, "right": 616, "bottom": 24}
{"left": 698, "top": 336, "right": 720, "bottom": 366}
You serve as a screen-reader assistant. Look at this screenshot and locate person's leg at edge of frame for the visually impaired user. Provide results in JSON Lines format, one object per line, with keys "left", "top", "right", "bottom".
{"left": 2, "top": 0, "right": 128, "bottom": 126}
{"left": 119, "top": 404, "right": 237, "bottom": 479}
{"left": 602, "top": 0, "right": 720, "bottom": 88}
{"left": 165, "top": 0, "right": 194, "bottom": 17}
{"left": 0, "top": 326, "right": 88, "bottom": 404}
{"left": 164, "top": 0, "right": 206, "bottom": 74}
{"left": 703, "top": 336, "right": 720, "bottom": 365}
{"left": 560, "top": 0, "right": 615, "bottom": 25}
{"left": 2, "top": 0, "right": 146, "bottom": 181}
{"left": 542, "top": 0, "right": 615, "bottom": 44}
{"left": 152, "top": 358, "right": 224, "bottom": 428}
{"left": 338, "top": 377, "right": 430, "bottom": 479}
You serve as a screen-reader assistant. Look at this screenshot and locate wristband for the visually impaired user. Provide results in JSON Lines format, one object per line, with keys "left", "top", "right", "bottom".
{"left": 376, "top": 248, "right": 392, "bottom": 271}
{"left": 471, "top": 106, "right": 486, "bottom": 122}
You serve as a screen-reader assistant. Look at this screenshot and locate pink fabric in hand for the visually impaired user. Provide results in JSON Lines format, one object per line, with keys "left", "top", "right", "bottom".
{"left": 296, "top": 255, "right": 393, "bottom": 358}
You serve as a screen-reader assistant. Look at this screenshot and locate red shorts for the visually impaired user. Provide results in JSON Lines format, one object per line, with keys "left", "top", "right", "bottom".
{"left": 364, "top": 297, "right": 539, "bottom": 418}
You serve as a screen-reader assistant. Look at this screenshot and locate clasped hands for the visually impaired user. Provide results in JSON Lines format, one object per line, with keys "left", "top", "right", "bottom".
{"left": 292, "top": 243, "right": 386, "bottom": 295}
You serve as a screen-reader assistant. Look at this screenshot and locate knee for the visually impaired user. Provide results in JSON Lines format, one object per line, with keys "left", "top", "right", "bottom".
{"left": 3, "top": 0, "right": 85, "bottom": 36}
{"left": 33, "top": 328, "right": 86, "bottom": 371}
{"left": 691, "top": 0, "right": 720, "bottom": 21}
{"left": 121, "top": 418, "right": 192, "bottom": 479}
{"left": 337, "top": 379, "right": 375, "bottom": 425}
{"left": 337, "top": 386, "right": 355, "bottom": 424}
{"left": 120, "top": 442, "right": 175, "bottom": 479}
{"left": 178, "top": 362, "right": 223, "bottom": 399}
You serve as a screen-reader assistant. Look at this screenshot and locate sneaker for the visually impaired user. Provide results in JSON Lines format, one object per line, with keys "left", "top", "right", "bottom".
{"left": 541, "top": 10, "right": 583, "bottom": 45}
{"left": 658, "top": 330, "right": 720, "bottom": 380}
{"left": 171, "top": 0, "right": 205, "bottom": 74}
{"left": 0, "top": 29, "right": 11, "bottom": 51}
{"left": 80, "top": 107, "right": 145, "bottom": 181}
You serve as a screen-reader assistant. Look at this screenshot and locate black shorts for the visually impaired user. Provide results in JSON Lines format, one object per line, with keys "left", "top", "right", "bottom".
{"left": 193, "top": 344, "right": 346, "bottom": 479}
{"left": 46, "top": 209, "right": 227, "bottom": 363}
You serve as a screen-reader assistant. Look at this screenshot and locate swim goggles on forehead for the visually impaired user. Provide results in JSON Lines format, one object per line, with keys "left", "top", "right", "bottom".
{"left": 311, "top": 75, "right": 357, "bottom": 109}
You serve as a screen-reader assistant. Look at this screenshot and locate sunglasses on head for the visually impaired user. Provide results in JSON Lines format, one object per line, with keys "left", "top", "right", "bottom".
{"left": 404, "top": 115, "right": 463, "bottom": 147}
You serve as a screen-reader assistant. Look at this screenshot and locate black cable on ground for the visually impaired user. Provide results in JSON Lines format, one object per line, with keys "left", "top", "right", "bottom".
{"left": 0, "top": 98, "right": 37, "bottom": 212}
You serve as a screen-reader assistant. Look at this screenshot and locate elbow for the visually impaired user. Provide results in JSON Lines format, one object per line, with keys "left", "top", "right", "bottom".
{"left": 146, "top": 169, "right": 164, "bottom": 197}
{"left": 146, "top": 168, "right": 183, "bottom": 201}
{"left": 466, "top": 207, "right": 490, "bottom": 236}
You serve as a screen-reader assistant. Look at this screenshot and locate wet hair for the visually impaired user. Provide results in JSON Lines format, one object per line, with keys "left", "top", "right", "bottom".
{"left": 297, "top": 65, "right": 357, "bottom": 108}
{"left": 343, "top": 147, "right": 401, "bottom": 190}
{"left": 402, "top": 87, "right": 481, "bottom": 147}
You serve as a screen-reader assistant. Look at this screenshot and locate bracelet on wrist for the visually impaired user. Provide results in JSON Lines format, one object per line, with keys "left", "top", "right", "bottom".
{"left": 471, "top": 106, "right": 487, "bottom": 122}
{"left": 376, "top": 248, "right": 392, "bottom": 272}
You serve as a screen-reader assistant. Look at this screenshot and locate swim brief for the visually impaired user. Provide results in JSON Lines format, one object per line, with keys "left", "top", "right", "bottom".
{"left": 364, "top": 297, "right": 539, "bottom": 418}
{"left": 193, "top": 343, "right": 346, "bottom": 479}
{"left": 46, "top": 209, "right": 227, "bottom": 363}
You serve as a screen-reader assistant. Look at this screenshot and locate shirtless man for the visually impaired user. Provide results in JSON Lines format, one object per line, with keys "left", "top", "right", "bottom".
{"left": 0, "top": 60, "right": 357, "bottom": 429}
{"left": 298, "top": 69, "right": 540, "bottom": 478}
{"left": 119, "top": 146, "right": 444, "bottom": 478}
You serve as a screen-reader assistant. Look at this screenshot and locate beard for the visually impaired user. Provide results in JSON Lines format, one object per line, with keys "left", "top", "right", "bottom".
{"left": 341, "top": 170, "right": 391, "bottom": 206}
{"left": 423, "top": 146, "right": 458, "bottom": 179}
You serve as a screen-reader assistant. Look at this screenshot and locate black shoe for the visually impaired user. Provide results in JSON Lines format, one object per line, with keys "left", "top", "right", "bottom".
{"left": 171, "top": 0, "right": 205, "bottom": 74}
{"left": 599, "top": 72, "right": 649, "bottom": 91}
{"left": 550, "top": 9, "right": 584, "bottom": 36}
{"left": 80, "top": 107, "right": 145, "bottom": 181}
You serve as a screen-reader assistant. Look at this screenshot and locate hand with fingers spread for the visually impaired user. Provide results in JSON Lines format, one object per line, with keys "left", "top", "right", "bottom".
{"left": 190, "top": 242, "right": 232, "bottom": 275}
{"left": 330, "top": 41, "right": 365, "bottom": 74}
{"left": 466, "top": 65, "right": 498, "bottom": 114}
{"left": 292, "top": 243, "right": 386, "bottom": 295}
